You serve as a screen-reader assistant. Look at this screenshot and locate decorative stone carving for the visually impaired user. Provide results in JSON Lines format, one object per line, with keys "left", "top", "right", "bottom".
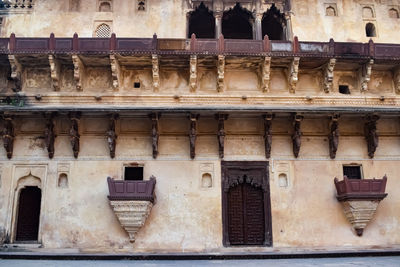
{"left": 44, "top": 113, "right": 56, "bottom": 159}
{"left": 364, "top": 114, "right": 379, "bottom": 159}
{"left": 217, "top": 55, "right": 225, "bottom": 92}
{"left": 328, "top": 113, "right": 340, "bottom": 159}
{"left": 189, "top": 113, "right": 199, "bottom": 159}
{"left": 292, "top": 114, "right": 303, "bottom": 158}
{"left": 110, "top": 54, "right": 121, "bottom": 90}
{"left": 48, "top": 54, "right": 61, "bottom": 91}
{"left": 72, "top": 54, "right": 84, "bottom": 91}
{"left": 152, "top": 54, "right": 160, "bottom": 91}
{"left": 334, "top": 175, "right": 387, "bottom": 236}
{"left": 107, "top": 114, "right": 119, "bottom": 158}
{"left": 149, "top": 113, "right": 160, "bottom": 159}
{"left": 288, "top": 57, "right": 300, "bottom": 93}
{"left": 360, "top": 59, "right": 373, "bottom": 92}
{"left": 69, "top": 112, "right": 81, "bottom": 158}
{"left": 263, "top": 113, "right": 273, "bottom": 158}
{"left": 2, "top": 116, "right": 14, "bottom": 159}
{"left": 394, "top": 66, "right": 400, "bottom": 94}
{"left": 323, "top": 58, "right": 336, "bottom": 93}
{"left": 216, "top": 114, "right": 228, "bottom": 159}
{"left": 8, "top": 55, "right": 22, "bottom": 92}
{"left": 189, "top": 55, "right": 197, "bottom": 92}
{"left": 261, "top": 56, "right": 271, "bottom": 92}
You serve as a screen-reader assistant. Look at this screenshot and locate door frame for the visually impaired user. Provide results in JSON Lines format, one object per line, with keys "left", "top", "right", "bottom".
{"left": 221, "top": 161, "right": 272, "bottom": 247}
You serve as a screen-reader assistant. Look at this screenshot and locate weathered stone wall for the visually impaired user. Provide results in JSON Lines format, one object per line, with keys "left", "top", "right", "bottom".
{"left": 0, "top": 114, "right": 399, "bottom": 252}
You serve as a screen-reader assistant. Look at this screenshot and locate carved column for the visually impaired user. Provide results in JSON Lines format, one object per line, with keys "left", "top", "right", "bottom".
{"left": 284, "top": 12, "right": 293, "bottom": 41}
{"left": 360, "top": 59, "right": 373, "bottom": 92}
{"left": 292, "top": 114, "right": 303, "bottom": 158}
{"left": 323, "top": 58, "right": 336, "bottom": 93}
{"left": 189, "top": 55, "right": 197, "bottom": 92}
{"left": 263, "top": 113, "right": 273, "bottom": 158}
{"left": 44, "top": 113, "right": 56, "bottom": 159}
{"left": 217, "top": 55, "right": 225, "bottom": 92}
{"left": 152, "top": 54, "right": 160, "bottom": 91}
{"left": 328, "top": 114, "right": 340, "bottom": 159}
{"left": 69, "top": 112, "right": 81, "bottom": 158}
{"left": 2, "top": 115, "right": 14, "bottom": 159}
{"left": 288, "top": 57, "right": 300, "bottom": 93}
{"left": 189, "top": 114, "right": 199, "bottom": 159}
{"left": 216, "top": 114, "right": 228, "bottom": 159}
{"left": 107, "top": 114, "right": 119, "bottom": 159}
{"left": 8, "top": 55, "right": 22, "bottom": 92}
{"left": 214, "top": 11, "right": 222, "bottom": 39}
{"left": 255, "top": 13, "right": 263, "bottom": 40}
{"left": 364, "top": 115, "right": 379, "bottom": 159}
{"left": 48, "top": 55, "right": 61, "bottom": 91}
{"left": 149, "top": 113, "right": 160, "bottom": 159}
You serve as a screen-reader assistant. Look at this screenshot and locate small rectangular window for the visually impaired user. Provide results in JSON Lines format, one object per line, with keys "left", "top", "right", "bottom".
{"left": 343, "top": 165, "right": 362, "bottom": 179}
{"left": 339, "top": 85, "right": 350, "bottom": 94}
{"left": 124, "top": 167, "right": 143, "bottom": 180}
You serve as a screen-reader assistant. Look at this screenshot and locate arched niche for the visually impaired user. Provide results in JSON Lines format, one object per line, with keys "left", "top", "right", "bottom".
{"left": 58, "top": 173, "right": 69, "bottom": 188}
{"left": 99, "top": 1, "right": 111, "bottom": 12}
{"left": 262, "top": 4, "right": 286, "bottom": 40}
{"left": 389, "top": 8, "right": 399, "bottom": 19}
{"left": 201, "top": 172, "right": 212, "bottom": 188}
{"left": 222, "top": 3, "right": 253, "bottom": 39}
{"left": 362, "top": 6, "right": 374, "bottom": 18}
{"left": 365, "top": 22, "right": 376, "bottom": 37}
{"left": 278, "top": 173, "right": 288, "bottom": 187}
{"left": 188, "top": 2, "right": 215, "bottom": 38}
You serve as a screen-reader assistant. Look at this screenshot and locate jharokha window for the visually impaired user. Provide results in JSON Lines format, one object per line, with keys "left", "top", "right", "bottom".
{"left": 222, "top": 3, "right": 253, "bottom": 39}
{"left": 188, "top": 2, "right": 215, "bottom": 38}
{"left": 262, "top": 4, "right": 286, "bottom": 40}
{"left": 343, "top": 165, "right": 363, "bottom": 179}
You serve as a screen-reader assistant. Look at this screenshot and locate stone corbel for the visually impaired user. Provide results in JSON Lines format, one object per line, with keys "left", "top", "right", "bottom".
{"left": 260, "top": 57, "right": 271, "bottom": 92}
{"left": 8, "top": 55, "right": 22, "bottom": 92}
{"left": 189, "top": 55, "right": 197, "bottom": 92}
{"left": 44, "top": 113, "right": 56, "bottom": 159}
{"left": 189, "top": 113, "right": 199, "bottom": 159}
{"left": 48, "top": 55, "right": 61, "bottom": 91}
{"left": 149, "top": 113, "right": 160, "bottom": 159}
{"left": 217, "top": 55, "right": 225, "bottom": 92}
{"left": 328, "top": 113, "right": 340, "bottom": 159}
{"left": 2, "top": 115, "right": 14, "bottom": 159}
{"left": 263, "top": 113, "right": 274, "bottom": 158}
{"left": 152, "top": 54, "right": 160, "bottom": 91}
{"left": 364, "top": 114, "right": 379, "bottom": 159}
{"left": 69, "top": 112, "right": 81, "bottom": 158}
{"left": 394, "top": 66, "right": 400, "bottom": 94}
{"left": 216, "top": 114, "right": 228, "bottom": 158}
{"left": 288, "top": 57, "right": 300, "bottom": 93}
{"left": 107, "top": 114, "right": 119, "bottom": 159}
{"left": 360, "top": 59, "right": 374, "bottom": 92}
{"left": 72, "top": 54, "right": 84, "bottom": 91}
{"left": 292, "top": 114, "right": 303, "bottom": 158}
{"left": 323, "top": 58, "right": 336, "bottom": 93}
{"left": 110, "top": 54, "right": 121, "bottom": 91}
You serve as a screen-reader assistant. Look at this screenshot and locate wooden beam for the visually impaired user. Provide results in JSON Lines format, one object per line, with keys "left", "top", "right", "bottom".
{"left": 72, "top": 54, "right": 84, "bottom": 91}
{"left": 8, "top": 55, "right": 22, "bottom": 92}
{"left": 48, "top": 55, "right": 61, "bottom": 91}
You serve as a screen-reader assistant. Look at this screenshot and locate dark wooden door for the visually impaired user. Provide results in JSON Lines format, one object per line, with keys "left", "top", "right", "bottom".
{"left": 222, "top": 161, "right": 272, "bottom": 246}
{"left": 16, "top": 186, "right": 41, "bottom": 242}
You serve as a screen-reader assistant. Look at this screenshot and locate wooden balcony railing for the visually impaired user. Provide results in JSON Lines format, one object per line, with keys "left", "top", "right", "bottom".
{"left": 334, "top": 175, "right": 388, "bottom": 201}
{"left": 107, "top": 176, "right": 156, "bottom": 203}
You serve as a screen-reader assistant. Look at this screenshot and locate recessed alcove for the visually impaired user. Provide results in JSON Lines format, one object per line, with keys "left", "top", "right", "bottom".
{"left": 201, "top": 173, "right": 212, "bottom": 188}
{"left": 58, "top": 173, "right": 69, "bottom": 188}
{"left": 278, "top": 173, "right": 288, "bottom": 187}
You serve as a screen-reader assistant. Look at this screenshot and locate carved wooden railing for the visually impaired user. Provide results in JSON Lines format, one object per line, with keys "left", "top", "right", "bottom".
{"left": 107, "top": 176, "right": 156, "bottom": 202}
{"left": 2, "top": 33, "right": 400, "bottom": 60}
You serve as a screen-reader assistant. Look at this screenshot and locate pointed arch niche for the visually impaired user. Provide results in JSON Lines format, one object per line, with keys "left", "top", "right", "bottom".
{"left": 188, "top": 2, "right": 215, "bottom": 38}
{"left": 222, "top": 3, "right": 254, "bottom": 39}
{"left": 7, "top": 165, "right": 48, "bottom": 244}
{"left": 262, "top": 4, "right": 286, "bottom": 40}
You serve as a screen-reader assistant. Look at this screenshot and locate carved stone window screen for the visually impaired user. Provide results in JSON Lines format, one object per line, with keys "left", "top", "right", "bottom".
{"left": 95, "top": 23, "right": 111, "bottom": 38}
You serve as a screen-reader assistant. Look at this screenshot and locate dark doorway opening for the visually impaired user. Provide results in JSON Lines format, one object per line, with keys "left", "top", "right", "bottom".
{"left": 343, "top": 165, "right": 362, "bottom": 179}
{"left": 339, "top": 85, "right": 350, "bottom": 94}
{"left": 188, "top": 2, "right": 215, "bottom": 38}
{"left": 222, "top": 161, "right": 272, "bottom": 246}
{"left": 222, "top": 3, "right": 253, "bottom": 39}
{"left": 262, "top": 5, "right": 286, "bottom": 40}
{"left": 15, "top": 186, "right": 41, "bottom": 242}
{"left": 365, "top": 23, "right": 376, "bottom": 37}
{"left": 125, "top": 166, "right": 144, "bottom": 181}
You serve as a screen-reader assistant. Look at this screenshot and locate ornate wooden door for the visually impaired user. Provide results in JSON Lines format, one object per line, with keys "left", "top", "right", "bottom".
{"left": 16, "top": 186, "right": 41, "bottom": 242}
{"left": 222, "top": 161, "right": 272, "bottom": 246}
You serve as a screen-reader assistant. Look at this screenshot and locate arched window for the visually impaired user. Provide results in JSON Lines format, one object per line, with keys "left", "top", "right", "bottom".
{"left": 95, "top": 23, "right": 111, "bottom": 37}
{"left": 389, "top": 8, "right": 399, "bottom": 18}
{"left": 365, "top": 23, "right": 376, "bottom": 37}
{"left": 188, "top": 2, "right": 215, "bottom": 38}
{"left": 262, "top": 4, "right": 286, "bottom": 40}
{"left": 99, "top": 1, "right": 111, "bottom": 12}
{"left": 222, "top": 3, "right": 253, "bottom": 39}
{"left": 362, "top": 7, "right": 374, "bottom": 18}
{"left": 326, "top": 6, "right": 336, "bottom": 16}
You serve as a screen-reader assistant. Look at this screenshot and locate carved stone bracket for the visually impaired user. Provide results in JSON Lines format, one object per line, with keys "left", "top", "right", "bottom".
{"left": 2, "top": 115, "right": 14, "bottom": 159}
{"left": 189, "top": 55, "right": 197, "bottom": 92}
{"left": 288, "top": 57, "right": 300, "bottom": 93}
{"left": 69, "top": 112, "right": 81, "bottom": 158}
{"left": 217, "top": 55, "right": 225, "bottom": 92}
{"left": 44, "top": 113, "right": 56, "bottom": 159}
{"left": 323, "top": 58, "right": 336, "bottom": 93}
{"left": 189, "top": 113, "right": 199, "bottom": 159}
{"left": 364, "top": 114, "right": 379, "bottom": 158}
{"left": 360, "top": 59, "right": 374, "bottom": 92}
{"left": 152, "top": 54, "right": 160, "bottom": 91}
{"left": 260, "top": 57, "right": 271, "bottom": 92}
{"left": 48, "top": 55, "right": 61, "bottom": 91}
{"left": 292, "top": 114, "right": 303, "bottom": 158}
{"left": 8, "top": 55, "right": 22, "bottom": 92}
{"left": 216, "top": 114, "right": 228, "bottom": 158}
{"left": 149, "top": 113, "right": 160, "bottom": 159}
{"left": 263, "top": 113, "right": 273, "bottom": 158}
{"left": 394, "top": 66, "right": 400, "bottom": 94}
{"left": 328, "top": 113, "right": 340, "bottom": 159}
{"left": 107, "top": 114, "right": 119, "bottom": 158}
{"left": 72, "top": 54, "right": 84, "bottom": 91}
{"left": 110, "top": 54, "right": 121, "bottom": 91}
